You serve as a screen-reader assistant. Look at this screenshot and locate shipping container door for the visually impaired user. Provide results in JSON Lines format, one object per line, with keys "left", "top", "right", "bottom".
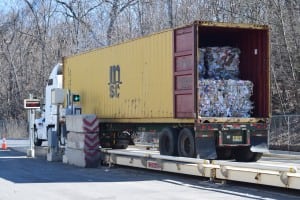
{"left": 173, "top": 25, "right": 196, "bottom": 118}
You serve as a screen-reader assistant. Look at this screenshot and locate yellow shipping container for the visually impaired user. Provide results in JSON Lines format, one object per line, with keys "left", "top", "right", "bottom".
{"left": 63, "top": 30, "right": 190, "bottom": 123}
{"left": 62, "top": 21, "right": 270, "bottom": 161}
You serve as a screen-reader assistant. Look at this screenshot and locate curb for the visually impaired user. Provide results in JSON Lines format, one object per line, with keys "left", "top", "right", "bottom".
{"left": 10, "top": 146, "right": 48, "bottom": 159}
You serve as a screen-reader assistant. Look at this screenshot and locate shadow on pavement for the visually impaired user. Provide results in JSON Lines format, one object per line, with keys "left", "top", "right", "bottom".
{"left": 0, "top": 148, "right": 157, "bottom": 184}
{"left": 1, "top": 148, "right": 300, "bottom": 200}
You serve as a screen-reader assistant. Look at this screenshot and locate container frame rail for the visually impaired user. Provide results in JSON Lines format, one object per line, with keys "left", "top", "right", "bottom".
{"left": 101, "top": 147, "right": 300, "bottom": 190}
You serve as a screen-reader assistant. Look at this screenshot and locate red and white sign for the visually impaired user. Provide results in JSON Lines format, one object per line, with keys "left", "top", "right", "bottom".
{"left": 24, "top": 99, "right": 40, "bottom": 109}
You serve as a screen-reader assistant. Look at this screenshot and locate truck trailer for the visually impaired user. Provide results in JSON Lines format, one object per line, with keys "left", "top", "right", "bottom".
{"left": 36, "top": 21, "right": 270, "bottom": 162}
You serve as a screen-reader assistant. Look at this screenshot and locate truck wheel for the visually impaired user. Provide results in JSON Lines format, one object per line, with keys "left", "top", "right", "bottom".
{"left": 34, "top": 139, "right": 43, "bottom": 146}
{"left": 159, "top": 128, "right": 178, "bottom": 156}
{"left": 112, "top": 139, "right": 129, "bottom": 149}
{"left": 34, "top": 135, "right": 43, "bottom": 146}
{"left": 234, "top": 146, "right": 262, "bottom": 162}
{"left": 33, "top": 129, "right": 42, "bottom": 146}
{"left": 216, "top": 147, "right": 232, "bottom": 160}
{"left": 112, "top": 131, "right": 130, "bottom": 149}
{"left": 178, "top": 128, "right": 196, "bottom": 158}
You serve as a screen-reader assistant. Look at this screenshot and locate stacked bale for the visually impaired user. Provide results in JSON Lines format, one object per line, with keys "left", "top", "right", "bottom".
{"left": 198, "top": 80, "right": 253, "bottom": 117}
{"left": 198, "top": 46, "right": 241, "bottom": 80}
{"left": 198, "top": 48, "right": 206, "bottom": 79}
{"left": 206, "top": 47, "right": 241, "bottom": 80}
{"left": 198, "top": 46, "right": 254, "bottom": 117}
{"left": 63, "top": 115, "right": 100, "bottom": 168}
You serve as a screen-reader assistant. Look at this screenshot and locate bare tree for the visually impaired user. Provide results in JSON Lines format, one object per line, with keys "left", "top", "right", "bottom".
{"left": 267, "top": 0, "right": 300, "bottom": 114}
{"left": 55, "top": 0, "right": 105, "bottom": 52}
{"left": 167, "top": 0, "right": 173, "bottom": 28}
{"left": 0, "top": 0, "right": 300, "bottom": 119}
{"left": 104, "top": 0, "right": 137, "bottom": 45}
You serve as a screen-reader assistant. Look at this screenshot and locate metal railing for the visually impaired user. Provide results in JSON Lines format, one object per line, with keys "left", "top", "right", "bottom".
{"left": 269, "top": 115, "right": 300, "bottom": 151}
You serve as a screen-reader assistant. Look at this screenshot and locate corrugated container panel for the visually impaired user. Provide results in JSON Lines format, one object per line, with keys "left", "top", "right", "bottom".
{"left": 63, "top": 30, "right": 178, "bottom": 121}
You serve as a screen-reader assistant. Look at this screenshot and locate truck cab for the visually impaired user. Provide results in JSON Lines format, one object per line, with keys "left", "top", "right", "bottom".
{"left": 34, "top": 64, "right": 63, "bottom": 146}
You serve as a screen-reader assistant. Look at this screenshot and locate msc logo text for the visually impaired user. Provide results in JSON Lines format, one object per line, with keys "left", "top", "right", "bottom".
{"left": 108, "top": 65, "right": 122, "bottom": 98}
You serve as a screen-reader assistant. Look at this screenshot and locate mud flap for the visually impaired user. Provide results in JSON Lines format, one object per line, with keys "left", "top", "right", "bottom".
{"left": 195, "top": 137, "right": 217, "bottom": 159}
{"left": 250, "top": 135, "right": 268, "bottom": 153}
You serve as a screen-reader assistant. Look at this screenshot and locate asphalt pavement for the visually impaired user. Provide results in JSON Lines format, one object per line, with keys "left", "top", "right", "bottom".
{"left": 1, "top": 148, "right": 300, "bottom": 200}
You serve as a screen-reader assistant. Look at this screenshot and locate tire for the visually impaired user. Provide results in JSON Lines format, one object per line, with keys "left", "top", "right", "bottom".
{"left": 34, "top": 135, "right": 43, "bottom": 146}
{"left": 234, "top": 146, "right": 262, "bottom": 162}
{"left": 216, "top": 147, "right": 232, "bottom": 160}
{"left": 112, "top": 138, "right": 129, "bottom": 149}
{"left": 159, "top": 128, "right": 178, "bottom": 156}
{"left": 178, "top": 128, "right": 196, "bottom": 158}
{"left": 33, "top": 128, "right": 42, "bottom": 146}
{"left": 112, "top": 131, "right": 130, "bottom": 149}
{"left": 112, "top": 142, "right": 128, "bottom": 149}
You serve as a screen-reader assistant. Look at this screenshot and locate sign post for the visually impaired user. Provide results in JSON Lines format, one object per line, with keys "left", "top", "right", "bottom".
{"left": 24, "top": 95, "right": 40, "bottom": 158}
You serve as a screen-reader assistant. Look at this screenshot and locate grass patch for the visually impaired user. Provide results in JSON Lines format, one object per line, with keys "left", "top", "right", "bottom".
{"left": 0, "top": 120, "right": 28, "bottom": 139}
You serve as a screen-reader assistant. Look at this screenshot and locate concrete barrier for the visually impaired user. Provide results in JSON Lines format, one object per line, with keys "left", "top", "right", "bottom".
{"left": 66, "top": 114, "right": 99, "bottom": 133}
{"left": 64, "top": 147, "right": 100, "bottom": 168}
{"left": 67, "top": 132, "right": 100, "bottom": 150}
{"left": 64, "top": 115, "right": 100, "bottom": 168}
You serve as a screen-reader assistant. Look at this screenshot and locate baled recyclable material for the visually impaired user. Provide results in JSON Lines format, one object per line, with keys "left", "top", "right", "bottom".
{"left": 198, "top": 79, "right": 253, "bottom": 117}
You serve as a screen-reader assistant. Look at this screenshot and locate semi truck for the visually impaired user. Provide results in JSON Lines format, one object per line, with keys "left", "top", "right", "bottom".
{"left": 34, "top": 21, "right": 270, "bottom": 162}
{"left": 33, "top": 64, "right": 63, "bottom": 146}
